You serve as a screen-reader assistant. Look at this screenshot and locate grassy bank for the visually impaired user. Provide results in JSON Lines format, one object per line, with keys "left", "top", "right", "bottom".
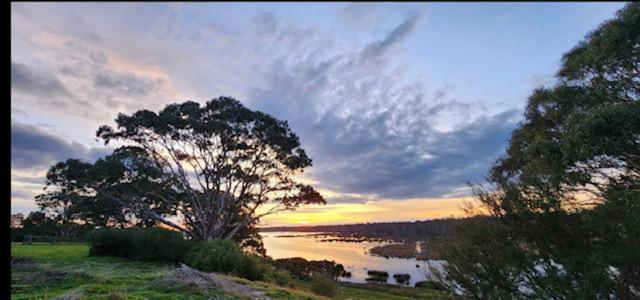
{"left": 11, "top": 243, "right": 456, "bottom": 299}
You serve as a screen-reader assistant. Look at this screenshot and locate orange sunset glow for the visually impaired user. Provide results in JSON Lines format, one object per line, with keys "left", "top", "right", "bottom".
{"left": 259, "top": 197, "right": 475, "bottom": 226}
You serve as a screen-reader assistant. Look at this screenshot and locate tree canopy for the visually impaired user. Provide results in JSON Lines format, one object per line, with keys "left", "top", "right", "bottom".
{"left": 37, "top": 96, "right": 325, "bottom": 243}
{"left": 441, "top": 3, "right": 640, "bottom": 298}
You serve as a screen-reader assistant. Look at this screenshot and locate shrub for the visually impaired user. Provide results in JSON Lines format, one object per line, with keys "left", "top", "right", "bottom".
{"left": 273, "top": 257, "right": 348, "bottom": 281}
{"left": 414, "top": 280, "right": 446, "bottom": 290}
{"left": 185, "top": 239, "right": 244, "bottom": 274}
{"left": 272, "top": 269, "right": 295, "bottom": 287}
{"left": 393, "top": 273, "right": 411, "bottom": 285}
{"left": 309, "top": 273, "right": 337, "bottom": 297}
{"left": 185, "top": 239, "right": 271, "bottom": 281}
{"left": 87, "top": 228, "right": 134, "bottom": 258}
{"left": 87, "top": 227, "right": 193, "bottom": 263}
{"left": 235, "top": 254, "right": 268, "bottom": 281}
{"left": 11, "top": 228, "right": 25, "bottom": 242}
{"left": 130, "top": 228, "right": 194, "bottom": 262}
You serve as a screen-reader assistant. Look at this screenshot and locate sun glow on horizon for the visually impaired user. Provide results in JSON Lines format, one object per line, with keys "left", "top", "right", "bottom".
{"left": 259, "top": 196, "right": 478, "bottom": 227}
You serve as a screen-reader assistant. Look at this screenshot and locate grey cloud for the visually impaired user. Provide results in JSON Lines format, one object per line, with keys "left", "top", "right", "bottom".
{"left": 11, "top": 62, "right": 71, "bottom": 97}
{"left": 12, "top": 107, "right": 29, "bottom": 117}
{"left": 11, "top": 5, "right": 177, "bottom": 119}
{"left": 11, "top": 122, "right": 111, "bottom": 170}
{"left": 304, "top": 109, "right": 519, "bottom": 199}
{"left": 94, "top": 72, "right": 162, "bottom": 97}
{"left": 340, "top": 4, "right": 380, "bottom": 22}
{"left": 251, "top": 12, "right": 278, "bottom": 35}
{"left": 325, "top": 194, "right": 372, "bottom": 204}
{"left": 11, "top": 203, "right": 39, "bottom": 215}
{"left": 11, "top": 174, "right": 46, "bottom": 185}
{"left": 11, "top": 188, "right": 38, "bottom": 200}
{"left": 361, "top": 12, "right": 423, "bottom": 60}
{"left": 247, "top": 13, "right": 520, "bottom": 201}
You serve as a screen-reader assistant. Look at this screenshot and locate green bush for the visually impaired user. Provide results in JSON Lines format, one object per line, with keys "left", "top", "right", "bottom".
{"left": 414, "top": 280, "right": 446, "bottom": 290}
{"left": 185, "top": 239, "right": 244, "bottom": 274}
{"left": 235, "top": 254, "right": 268, "bottom": 281}
{"left": 273, "top": 257, "right": 347, "bottom": 281}
{"left": 272, "top": 269, "right": 295, "bottom": 287}
{"left": 309, "top": 273, "right": 337, "bottom": 297}
{"left": 87, "top": 227, "right": 193, "bottom": 263}
{"left": 87, "top": 228, "right": 134, "bottom": 257}
{"left": 130, "top": 228, "right": 194, "bottom": 262}
{"left": 11, "top": 228, "right": 25, "bottom": 242}
{"left": 185, "top": 239, "right": 272, "bottom": 281}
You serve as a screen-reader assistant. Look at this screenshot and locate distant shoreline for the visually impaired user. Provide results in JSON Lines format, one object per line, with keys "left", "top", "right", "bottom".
{"left": 258, "top": 217, "right": 466, "bottom": 233}
{"left": 260, "top": 219, "right": 466, "bottom": 260}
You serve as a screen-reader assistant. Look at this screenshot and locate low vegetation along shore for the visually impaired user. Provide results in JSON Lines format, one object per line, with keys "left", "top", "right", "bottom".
{"left": 11, "top": 243, "right": 457, "bottom": 299}
{"left": 369, "top": 240, "right": 444, "bottom": 260}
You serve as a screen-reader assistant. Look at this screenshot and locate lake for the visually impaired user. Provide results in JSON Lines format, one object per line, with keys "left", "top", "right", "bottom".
{"left": 260, "top": 231, "right": 446, "bottom": 286}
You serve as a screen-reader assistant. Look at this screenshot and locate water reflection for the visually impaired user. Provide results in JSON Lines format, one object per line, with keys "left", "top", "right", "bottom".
{"left": 261, "top": 232, "right": 445, "bottom": 286}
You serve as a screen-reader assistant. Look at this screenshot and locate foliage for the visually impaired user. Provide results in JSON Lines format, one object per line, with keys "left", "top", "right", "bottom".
{"left": 441, "top": 3, "right": 640, "bottom": 298}
{"left": 37, "top": 97, "right": 325, "bottom": 245}
{"left": 87, "top": 227, "right": 194, "bottom": 263}
{"left": 185, "top": 238, "right": 271, "bottom": 281}
{"left": 9, "top": 212, "right": 91, "bottom": 242}
{"left": 235, "top": 254, "right": 269, "bottom": 281}
{"left": 236, "top": 225, "right": 267, "bottom": 256}
{"left": 272, "top": 257, "right": 348, "bottom": 281}
{"left": 36, "top": 150, "right": 180, "bottom": 230}
{"left": 185, "top": 238, "right": 244, "bottom": 274}
{"left": 272, "top": 269, "right": 295, "bottom": 287}
{"left": 414, "top": 280, "right": 446, "bottom": 290}
{"left": 20, "top": 212, "right": 59, "bottom": 237}
{"left": 11, "top": 228, "right": 25, "bottom": 243}
{"left": 11, "top": 213, "right": 24, "bottom": 228}
{"left": 309, "top": 273, "right": 338, "bottom": 297}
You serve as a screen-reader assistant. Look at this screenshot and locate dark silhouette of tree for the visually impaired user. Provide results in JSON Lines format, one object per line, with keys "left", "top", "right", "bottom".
{"left": 37, "top": 97, "right": 325, "bottom": 242}
{"left": 20, "top": 212, "right": 58, "bottom": 236}
{"left": 440, "top": 3, "right": 640, "bottom": 298}
{"left": 11, "top": 213, "right": 24, "bottom": 229}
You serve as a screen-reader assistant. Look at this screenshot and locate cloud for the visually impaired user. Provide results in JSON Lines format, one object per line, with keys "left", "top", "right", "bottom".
{"left": 11, "top": 122, "right": 111, "bottom": 170}
{"left": 247, "top": 13, "right": 520, "bottom": 201}
{"left": 11, "top": 61, "right": 71, "bottom": 97}
{"left": 93, "top": 72, "right": 163, "bottom": 97}
{"left": 361, "top": 11, "right": 423, "bottom": 60}
{"left": 11, "top": 174, "right": 46, "bottom": 185}
{"left": 11, "top": 10, "right": 181, "bottom": 120}
{"left": 12, "top": 188, "right": 37, "bottom": 200}
{"left": 11, "top": 4, "right": 521, "bottom": 205}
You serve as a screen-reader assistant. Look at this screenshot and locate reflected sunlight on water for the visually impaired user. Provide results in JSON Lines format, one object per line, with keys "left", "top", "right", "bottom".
{"left": 261, "top": 232, "right": 446, "bottom": 286}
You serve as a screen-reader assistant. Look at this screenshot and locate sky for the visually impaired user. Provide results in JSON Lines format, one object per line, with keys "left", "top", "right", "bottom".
{"left": 11, "top": 2, "right": 627, "bottom": 226}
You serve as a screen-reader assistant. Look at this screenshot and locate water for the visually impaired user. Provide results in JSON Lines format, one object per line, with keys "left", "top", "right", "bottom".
{"left": 261, "top": 231, "right": 446, "bottom": 286}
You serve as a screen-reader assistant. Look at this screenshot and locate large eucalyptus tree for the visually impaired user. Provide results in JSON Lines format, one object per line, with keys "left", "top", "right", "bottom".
{"left": 37, "top": 97, "right": 325, "bottom": 241}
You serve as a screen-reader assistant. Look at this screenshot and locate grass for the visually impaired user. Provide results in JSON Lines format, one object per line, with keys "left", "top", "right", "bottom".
{"left": 12, "top": 243, "right": 457, "bottom": 299}
{"left": 11, "top": 243, "right": 237, "bottom": 299}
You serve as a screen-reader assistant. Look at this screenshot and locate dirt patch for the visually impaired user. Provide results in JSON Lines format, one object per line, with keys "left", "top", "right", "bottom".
{"left": 29, "top": 270, "right": 69, "bottom": 285}
{"left": 51, "top": 289, "right": 84, "bottom": 300}
{"left": 11, "top": 256, "right": 38, "bottom": 269}
{"left": 12, "top": 259, "right": 96, "bottom": 292}
{"left": 164, "top": 263, "right": 223, "bottom": 292}
{"left": 12, "top": 269, "right": 70, "bottom": 293}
